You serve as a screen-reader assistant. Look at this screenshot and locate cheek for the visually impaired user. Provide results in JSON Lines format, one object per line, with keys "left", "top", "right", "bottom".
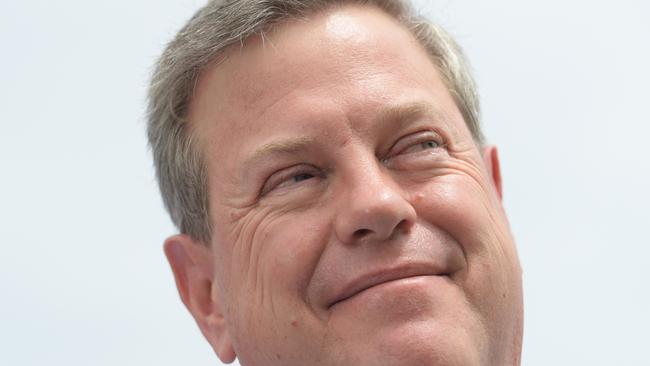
{"left": 413, "top": 174, "right": 516, "bottom": 299}
{"left": 414, "top": 174, "right": 498, "bottom": 256}
{"left": 266, "top": 214, "right": 329, "bottom": 294}
{"left": 228, "top": 210, "right": 327, "bottom": 308}
{"left": 219, "top": 209, "right": 333, "bottom": 363}
{"left": 413, "top": 173, "right": 522, "bottom": 350}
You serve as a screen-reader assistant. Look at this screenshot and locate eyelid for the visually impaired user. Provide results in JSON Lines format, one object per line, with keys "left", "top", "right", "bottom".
{"left": 260, "top": 164, "right": 319, "bottom": 196}
{"left": 388, "top": 129, "right": 445, "bottom": 157}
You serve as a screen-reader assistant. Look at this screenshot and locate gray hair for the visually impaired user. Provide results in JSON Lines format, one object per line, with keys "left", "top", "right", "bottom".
{"left": 147, "top": 0, "right": 483, "bottom": 244}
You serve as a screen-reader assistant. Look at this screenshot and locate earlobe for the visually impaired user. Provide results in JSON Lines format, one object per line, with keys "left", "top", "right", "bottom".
{"left": 481, "top": 145, "right": 503, "bottom": 201}
{"left": 208, "top": 313, "right": 237, "bottom": 363}
{"left": 163, "top": 235, "right": 237, "bottom": 363}
{"left": 205, "top": 295, "right": 237, "bottom": 363}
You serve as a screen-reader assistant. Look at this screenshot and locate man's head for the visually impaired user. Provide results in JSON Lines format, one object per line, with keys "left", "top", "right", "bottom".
{"left": 148, "top": 1, "right": 523, "bottom": 365}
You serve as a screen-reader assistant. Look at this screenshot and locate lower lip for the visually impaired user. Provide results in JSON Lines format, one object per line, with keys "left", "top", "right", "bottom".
{"left": 330, "top": 275, "right": 450, "bottom": 311}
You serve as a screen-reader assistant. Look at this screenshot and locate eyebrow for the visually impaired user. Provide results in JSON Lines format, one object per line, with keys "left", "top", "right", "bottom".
{"left": 242, "top": 102, "right": 441, "bottom": 170}
{"left": 377, "top": 101, "right": 441, "bottom": 128}
{"left": 243, "top": 136, "right": 315, "bottom": 171}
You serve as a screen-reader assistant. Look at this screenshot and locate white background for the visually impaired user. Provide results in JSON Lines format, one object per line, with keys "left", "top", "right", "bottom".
{"left": 1, "top": 1, "right": 648, "bottom": 365}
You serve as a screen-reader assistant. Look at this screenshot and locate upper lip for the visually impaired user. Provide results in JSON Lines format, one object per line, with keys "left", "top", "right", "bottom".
{"left": 327, "top": 263, "right": 448, "bottom": 309}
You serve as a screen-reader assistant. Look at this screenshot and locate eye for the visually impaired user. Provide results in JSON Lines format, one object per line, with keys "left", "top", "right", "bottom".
{"left": 261, "top": 165, "right": 320, "bottom": 196}
{"left": 291, "top": 172, "right": 315, "bottom": 183}
{"left": 400, "top": 140, "right": 440, "bottom": 154}
{"left": 388, "top": 130, "right": 445, "bottom": 158}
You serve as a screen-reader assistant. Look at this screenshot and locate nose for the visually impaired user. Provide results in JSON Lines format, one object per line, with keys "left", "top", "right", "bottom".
{"left": 334, "top": 165, "right": 416, "bottom": 245}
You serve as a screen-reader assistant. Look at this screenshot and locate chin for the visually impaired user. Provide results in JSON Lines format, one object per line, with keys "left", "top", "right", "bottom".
{"left": 333, "top": 318, "right": 485, "bottom": 366}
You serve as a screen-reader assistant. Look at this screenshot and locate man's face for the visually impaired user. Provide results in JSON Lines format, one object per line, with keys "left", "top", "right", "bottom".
{"left": 186, "top": 5, "right": 522, "bottom": 366}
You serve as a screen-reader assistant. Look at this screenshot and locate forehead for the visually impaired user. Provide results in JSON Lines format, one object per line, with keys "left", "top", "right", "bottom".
{"left": 188, "top": 4, "right": 462, "bottom": 181}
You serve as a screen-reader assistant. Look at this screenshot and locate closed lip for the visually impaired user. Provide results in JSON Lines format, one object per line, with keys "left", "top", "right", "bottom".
{"left": 327, "top": 263, "right": 449, "bottom": 309}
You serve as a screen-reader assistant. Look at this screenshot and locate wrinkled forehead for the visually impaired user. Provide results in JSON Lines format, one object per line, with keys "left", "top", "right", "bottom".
{"left": 187, "top": 4, "right": 440, "bottom": 151}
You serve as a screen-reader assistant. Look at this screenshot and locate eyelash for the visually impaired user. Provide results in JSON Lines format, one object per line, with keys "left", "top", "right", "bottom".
{"left": 386, "top": 130, "right": 446, "bottom": 158}
{"left": 261, "top": 165, "right": 320, "bottom": 196}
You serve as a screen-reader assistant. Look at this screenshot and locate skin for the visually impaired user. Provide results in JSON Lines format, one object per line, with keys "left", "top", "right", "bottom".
{"left": 165, "top": 5, "right": 523, "bottom": 366}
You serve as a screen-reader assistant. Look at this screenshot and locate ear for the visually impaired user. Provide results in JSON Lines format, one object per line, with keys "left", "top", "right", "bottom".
{"left": 164, "top": 235, "right": 237, "bottom": 364}
{"left": 481, "top": 145, "right": 503, "bottom": 201}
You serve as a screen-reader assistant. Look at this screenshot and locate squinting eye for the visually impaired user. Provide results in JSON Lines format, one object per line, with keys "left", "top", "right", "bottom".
{"left": 383, "top": 130, "right": 447, "bottom": 166}
{"left": 400, "top": 139, "right": 441, "bottom": 155}
{"left": 420, "top": 141, "right": 439, "bottom": 149}
{"left": 292, "top": 173, "right": 314, "bottom": 183}
{"left": 261, "top": 165, "right": 320, "bottom": 196}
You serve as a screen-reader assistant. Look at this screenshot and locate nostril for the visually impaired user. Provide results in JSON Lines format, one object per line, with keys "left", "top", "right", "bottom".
{"left": 395, "top": 219, "right": 411, "bottom": 232}
{"left": 350, "top": 219, "right": 412, "bottom": 241}
{"left": 353, "top": 228, "right": 372, "bottom": 239}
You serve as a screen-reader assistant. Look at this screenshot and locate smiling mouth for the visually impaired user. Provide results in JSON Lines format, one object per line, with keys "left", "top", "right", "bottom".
{"left": 329, "top": 275, "right": 435, "bottom": 308}
{"left": 327, "top": 265, "right": 451, "bottom": 310}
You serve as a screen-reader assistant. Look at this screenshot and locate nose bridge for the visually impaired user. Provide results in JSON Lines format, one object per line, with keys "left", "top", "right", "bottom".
{"left": 334, "top": 155, "right": 416, "bottom": 245}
